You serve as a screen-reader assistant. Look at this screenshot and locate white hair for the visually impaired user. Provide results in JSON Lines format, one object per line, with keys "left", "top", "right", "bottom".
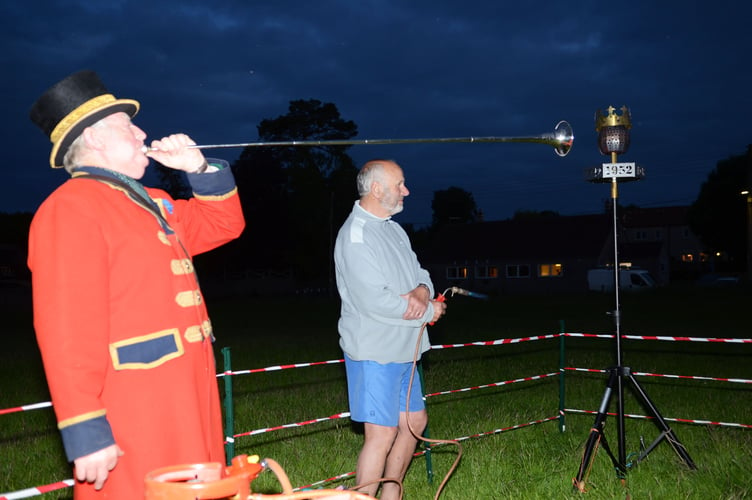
{"left": 356, "top": 159, "right": 394, "bottom": 196}
{"left": 62, "top": 118, "right": 110, "bottom": 173}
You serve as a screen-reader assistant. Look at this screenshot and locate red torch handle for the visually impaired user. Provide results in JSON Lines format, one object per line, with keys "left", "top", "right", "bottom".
{"left": 429, "top": 293, "right": 446, "bottom": 325}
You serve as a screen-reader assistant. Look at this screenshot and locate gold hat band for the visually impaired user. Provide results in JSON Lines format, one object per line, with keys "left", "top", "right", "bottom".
{"left": 49, "top": 93, "right": 117, "bottom": 144}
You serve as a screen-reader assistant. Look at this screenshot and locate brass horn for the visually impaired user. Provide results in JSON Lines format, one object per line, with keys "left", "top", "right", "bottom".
{"left": 144, "top": 120, "right": 574, "bottom": 157}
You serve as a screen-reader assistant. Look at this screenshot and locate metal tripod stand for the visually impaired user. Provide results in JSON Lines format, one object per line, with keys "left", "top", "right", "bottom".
{"left": 573, "top": 176, "right": 696, "bottom": 491}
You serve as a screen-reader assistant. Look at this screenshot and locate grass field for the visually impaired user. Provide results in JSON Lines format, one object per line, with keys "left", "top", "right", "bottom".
{"left": 1, "top": 284, "right": 751, "bottom": 499}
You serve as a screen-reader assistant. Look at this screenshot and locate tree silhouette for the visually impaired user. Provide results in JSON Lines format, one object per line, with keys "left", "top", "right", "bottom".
{"left": 431, "top": 186, "right": 481, "bottom": 227}
{"left": 687, "top": 150, "right": 751, "bottom": 270}
{"left": 225, "top": 99, "right": 359, "bottom": 287}
{"left": 152, "top": 163, "right": 192, "bottom": 200}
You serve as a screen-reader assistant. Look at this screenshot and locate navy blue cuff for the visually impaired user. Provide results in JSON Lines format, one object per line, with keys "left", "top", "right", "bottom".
{"left": 60, "top": 414, "right": 115, "bottom": 462}
{"left": 187, "top": 158, "right": 237, "bottom": 196}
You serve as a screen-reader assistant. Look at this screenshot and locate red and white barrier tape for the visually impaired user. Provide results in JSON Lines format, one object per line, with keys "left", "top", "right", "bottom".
{"left": 296, "top": 415, "right": 559, "bottom": 491}
{"left": 4, "top": 332, "right": 751, "bottom": 497}
{"left": 6, "top": 333, "right": 750, "bottom": 414}
{"left": 232, "top": 372, "right": 558, "bottom": 440}
{"left": 564, "top": 332, "right": 752, "bottom": 343}
{"left": 0, "top": 401, "right": 51, "bottom": 416}
{"left": 233, "top": 412, "right": 351, "bottom": 439}
{"left": 564, "top": 408, "right": 752, "bottom": 429}
{"left": 219, "top": 359, "right": 344, "bottom": 377}
{"left": 624, "top": 335, "right": 752, "bottom": 343}
{"left": 431, "top": 334, "right": 558, "bottom": 349}
{"left": 563, "top": 333, "right": 615, "bottom": 339}
{"left": 0, "top": 479, "right": 74, "bottom": 500}
{"left": 295, "top": 471, "right": 356, "bottom": 491}
{"left": 633, "top": 371, "right": 751, "bottom": 383}
{"left": 424, "top": 372, "right": 559, "bottom": 398}
{"left": 563, "top": 367, "right": 752, "bottom": 384}
{"left": 564, "top": 367, "right": 607, "bottom": 374}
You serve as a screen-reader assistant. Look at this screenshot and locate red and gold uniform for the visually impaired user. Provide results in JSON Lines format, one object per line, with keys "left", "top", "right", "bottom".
{"left": 28, "top": 163, "right": 244, "bottom": 500}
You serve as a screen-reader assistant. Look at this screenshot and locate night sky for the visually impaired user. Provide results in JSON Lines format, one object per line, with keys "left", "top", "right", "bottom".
{"left": 2, "top": 1, "right": 750, "bottom": 226}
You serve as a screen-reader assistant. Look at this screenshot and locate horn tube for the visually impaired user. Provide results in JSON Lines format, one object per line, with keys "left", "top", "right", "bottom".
{"left": 143, "top": 120, "right": 574, "bottom": 157}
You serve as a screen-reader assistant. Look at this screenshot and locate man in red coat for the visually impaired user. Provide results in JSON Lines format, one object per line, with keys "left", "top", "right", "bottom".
{"left": 27, "top": 70, "right": 245, "bottom": 500}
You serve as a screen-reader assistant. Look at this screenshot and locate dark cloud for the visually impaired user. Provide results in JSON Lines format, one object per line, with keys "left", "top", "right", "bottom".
{"left": 2, "top": 1, "right": 750, "bottom": 226}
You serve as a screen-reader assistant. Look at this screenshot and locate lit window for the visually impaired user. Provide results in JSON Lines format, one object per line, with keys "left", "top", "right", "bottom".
{"left": 446, "top": 266, "right": 469, "bottom": 280}
{"left": 476, "top": 265, "right": 498, "bottom": 279}
{"left": 539, "top": 263, "right": 564, "bottom": 277}
{"left": 681, "top": 253, "right": 694, "bottom": 263}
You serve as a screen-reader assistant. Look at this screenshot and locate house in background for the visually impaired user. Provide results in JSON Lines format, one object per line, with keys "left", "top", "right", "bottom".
{"left": 620, "top": 205, "right": 708, "bottom": 281}
{"left": 420, "top": 206, "right": 707, "bottom": 295}
{"left": 421, "top": 214, "right": 612, "bottom": 295}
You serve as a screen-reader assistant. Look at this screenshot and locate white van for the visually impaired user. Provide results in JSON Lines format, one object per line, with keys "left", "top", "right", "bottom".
{"left": 587, "top": 268, "right": 656, "bottom": 292}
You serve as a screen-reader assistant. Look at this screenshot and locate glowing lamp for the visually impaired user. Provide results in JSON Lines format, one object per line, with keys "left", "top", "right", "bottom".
{"left": 595, "top": 105, "right": 631, "bottom": 156}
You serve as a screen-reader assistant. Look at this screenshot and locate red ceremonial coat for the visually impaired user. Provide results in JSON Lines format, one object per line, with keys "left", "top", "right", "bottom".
{"left": 28, "top": 166, "right": 245, "bottom": 500}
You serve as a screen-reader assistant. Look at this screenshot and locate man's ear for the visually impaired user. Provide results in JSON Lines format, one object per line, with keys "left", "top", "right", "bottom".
{"left": 371, "top": 181, "right": 383, "bottom": 199}
{"left": 81, "top": 126, "right": 103, "bottom": 151}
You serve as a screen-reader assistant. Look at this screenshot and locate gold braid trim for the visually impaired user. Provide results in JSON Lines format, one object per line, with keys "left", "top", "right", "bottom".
{"left": 193, "top": 187, "right": 239, "bottom": 201}
{"left": 50, "top": 94, "right": 116, "bottom": 143}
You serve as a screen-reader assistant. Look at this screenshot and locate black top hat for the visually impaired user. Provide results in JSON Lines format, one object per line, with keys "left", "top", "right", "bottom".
{"left": 30, "top": 70, "right": 140, "bottom": 168}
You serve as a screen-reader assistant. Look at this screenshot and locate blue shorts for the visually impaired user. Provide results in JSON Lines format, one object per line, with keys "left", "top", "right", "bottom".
{"left": 344, "top": 355, "right": 425, "bottom": 427}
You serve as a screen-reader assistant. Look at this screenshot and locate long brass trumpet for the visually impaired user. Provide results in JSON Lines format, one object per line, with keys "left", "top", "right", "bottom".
{"left": 143, "top": 120, "right": 574, "bottom": 157}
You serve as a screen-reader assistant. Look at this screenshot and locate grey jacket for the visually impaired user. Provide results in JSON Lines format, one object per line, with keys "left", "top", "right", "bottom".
{"left": 334, "top": 201, "right": 434, "bottom": 363}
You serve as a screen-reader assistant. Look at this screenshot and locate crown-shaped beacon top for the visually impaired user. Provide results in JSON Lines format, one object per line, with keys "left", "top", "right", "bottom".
{"left": 595, "top": 105, "right": 631, "bottom": 131}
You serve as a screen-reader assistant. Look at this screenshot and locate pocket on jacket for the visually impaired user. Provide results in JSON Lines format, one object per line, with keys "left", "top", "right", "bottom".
{"left": 109, "top": 329, "right": 184, "bottom": 370}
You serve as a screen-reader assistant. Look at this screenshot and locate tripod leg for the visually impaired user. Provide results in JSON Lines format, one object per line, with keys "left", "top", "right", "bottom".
{"left": 627, "top": 373, "right": 696, "bottom": 469}
{"left": 615, "top": 368, "right": 627, "bottom": 473}
{"left": 574, "top": 369, "right": 618, "bottom": 490}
